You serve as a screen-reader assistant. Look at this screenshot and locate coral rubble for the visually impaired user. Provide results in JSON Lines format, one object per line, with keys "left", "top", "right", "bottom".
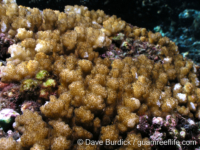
{"left": 137, "top": 114, "right": 200, "bottom": 150}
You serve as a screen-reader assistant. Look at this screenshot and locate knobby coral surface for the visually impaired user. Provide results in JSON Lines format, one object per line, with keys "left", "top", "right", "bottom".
{"left": 0, "top": 0, "right": 200, "bottom": 150}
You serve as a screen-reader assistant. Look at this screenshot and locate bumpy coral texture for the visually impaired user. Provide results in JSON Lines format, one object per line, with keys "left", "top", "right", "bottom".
{"left": 1, "top": 0, "right": 200, "bottom": 149}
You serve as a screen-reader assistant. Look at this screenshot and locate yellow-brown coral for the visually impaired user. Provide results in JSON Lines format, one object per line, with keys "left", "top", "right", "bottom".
{"left": 1, "top": 0, "right": 200, "bottom": 149}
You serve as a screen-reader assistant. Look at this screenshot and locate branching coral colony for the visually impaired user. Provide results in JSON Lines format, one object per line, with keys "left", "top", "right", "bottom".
{"left": 0, "top": 0, "right": 200, "bottom": 149}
